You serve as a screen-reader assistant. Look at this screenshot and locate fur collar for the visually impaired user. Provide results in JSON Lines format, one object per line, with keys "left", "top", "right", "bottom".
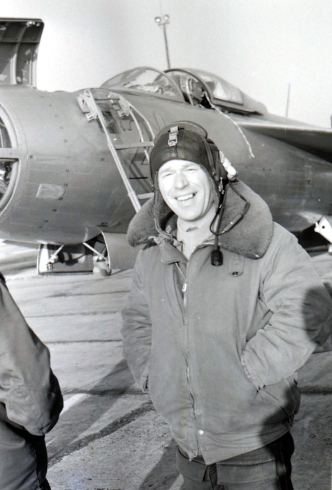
{"left": 127, "top": 180, "right": 273, "bottom": 259}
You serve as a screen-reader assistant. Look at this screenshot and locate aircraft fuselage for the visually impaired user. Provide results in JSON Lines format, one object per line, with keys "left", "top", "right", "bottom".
{"left": 0, "top": 85, "right": 330, "bottom": 246}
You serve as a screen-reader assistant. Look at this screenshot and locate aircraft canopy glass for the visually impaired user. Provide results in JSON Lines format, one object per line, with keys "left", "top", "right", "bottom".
{"left": 101, "top": 67, "right": 183, "bottom": 100}
{"left": 192, "top": 69, "right": 244, "bottom": 105}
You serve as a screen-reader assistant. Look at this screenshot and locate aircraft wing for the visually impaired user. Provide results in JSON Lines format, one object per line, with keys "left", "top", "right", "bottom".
{"left": 236, "top": 118, "right": 332, "bottom": 162}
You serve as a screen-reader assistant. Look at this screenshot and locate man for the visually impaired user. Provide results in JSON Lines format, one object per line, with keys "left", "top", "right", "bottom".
{"left": 121, "top": 121, "right": 332, "bottom": 489}
{"left": 0, "top": 272, "right": 63, "bottom": 490}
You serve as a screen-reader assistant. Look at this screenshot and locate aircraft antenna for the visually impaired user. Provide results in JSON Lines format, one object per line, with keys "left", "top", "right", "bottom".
{"left": 285, "top": 83, "right": 291, "bottom": 118}
{"left": 154, "top": 14, "right": 171, "bottom": 70}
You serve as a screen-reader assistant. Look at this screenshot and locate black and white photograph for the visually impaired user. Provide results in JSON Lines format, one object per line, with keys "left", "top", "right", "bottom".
{"left": 0, "top": 1, "right": 331, "bottom": 489}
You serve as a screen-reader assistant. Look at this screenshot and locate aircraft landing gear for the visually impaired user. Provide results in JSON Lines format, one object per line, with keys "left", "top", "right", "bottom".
{"left": 37, "top": 233, "right": 140, "bottom": 276}
{"left": 84, "top": 242, "right": 112, "bottom": 276}
{"left": 37, "top": 238, "right": 111, "bottom": 275}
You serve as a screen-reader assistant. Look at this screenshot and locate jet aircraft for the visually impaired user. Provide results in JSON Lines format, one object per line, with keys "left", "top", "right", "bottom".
{"left": 0, "top": 18, "right": 331, "bottom": 275}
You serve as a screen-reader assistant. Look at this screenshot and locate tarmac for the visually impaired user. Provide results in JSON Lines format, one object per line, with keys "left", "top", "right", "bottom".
{"left": 0, "top": 242, "right": 331, "bottom": 490}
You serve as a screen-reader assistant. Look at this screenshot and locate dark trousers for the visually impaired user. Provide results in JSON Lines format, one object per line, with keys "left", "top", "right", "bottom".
{"left": 0, "top": 408, "right": 51, "bottom": 490}
{"left": 176, "top": 432, "right": 294, "bottom": 490}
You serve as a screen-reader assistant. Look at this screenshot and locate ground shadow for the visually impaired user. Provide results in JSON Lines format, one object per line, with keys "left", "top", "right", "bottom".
{"left": 138, "top": 439, "right": 185, "bottom": 490}
{"left": 47, "top": 358, "right": 144, "bottom": 464}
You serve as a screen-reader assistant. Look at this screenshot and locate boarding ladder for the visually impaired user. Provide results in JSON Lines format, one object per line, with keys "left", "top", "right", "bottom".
{"left": 77, "top": 89, "right": 155, "bottom": 212}
{"left": 39, "top": 90, "right": 154, "bottom": 274}
{"left": 57, "top": 89, "right": 155, "bottom": 274}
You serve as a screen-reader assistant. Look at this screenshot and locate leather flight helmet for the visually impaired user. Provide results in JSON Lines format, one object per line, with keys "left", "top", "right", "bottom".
{"left": 149, "top": 121, "right": 227, "bottom": 184}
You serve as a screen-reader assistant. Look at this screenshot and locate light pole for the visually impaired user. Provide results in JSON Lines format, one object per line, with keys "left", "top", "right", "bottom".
{"left": 154, "top": 14, "right": 171, "bottom": 70}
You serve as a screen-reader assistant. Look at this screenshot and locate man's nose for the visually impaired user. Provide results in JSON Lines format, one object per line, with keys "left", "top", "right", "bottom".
{"left": 174, "top": 172, "right": 188, "bottom": 188}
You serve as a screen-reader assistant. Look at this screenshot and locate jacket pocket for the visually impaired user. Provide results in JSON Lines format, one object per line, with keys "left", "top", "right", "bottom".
{"left": 258, "top": 377, "right": 300, "bottom": 421}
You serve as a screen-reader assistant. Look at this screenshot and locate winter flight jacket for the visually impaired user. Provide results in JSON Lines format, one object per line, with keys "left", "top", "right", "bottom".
{"left": 0, "top": 274, "right": 63, "bottom": 489}
{"left": 121, "top": 180, "right": 332, "bottom": 464}
{"left": 0, "top": 280, "right": 62, "bottom": 435}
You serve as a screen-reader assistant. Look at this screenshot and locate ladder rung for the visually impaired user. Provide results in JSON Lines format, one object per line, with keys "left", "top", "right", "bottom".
{"left": 114, "top": 142, "right": 154, "bottom": 150}
{"left": 137, "top": 193, "right": 154, "bottom": 200}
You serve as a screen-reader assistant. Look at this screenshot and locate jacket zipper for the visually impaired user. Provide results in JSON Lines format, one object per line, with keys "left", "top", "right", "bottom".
{"left": 184, "top": 258, "right": 201, "bottom": 455}
{"left": 174, "top": 264, "right": 186, "bottom": 326}
{"left": 183, "top": 259, "right": 195, "bottom": 409}
{"left": 173, "top": 261, "right": 199, "bottom": 445}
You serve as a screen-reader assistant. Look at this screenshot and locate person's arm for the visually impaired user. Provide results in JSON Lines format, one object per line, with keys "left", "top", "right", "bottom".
{"left": 121, "top": 251, "right": 152, "bottom": 393}
{"left": 0, "top": 276, "right": 63, "bottom": 435}
{"left": 241, "top": 229, "right": 332, "bottom": 390}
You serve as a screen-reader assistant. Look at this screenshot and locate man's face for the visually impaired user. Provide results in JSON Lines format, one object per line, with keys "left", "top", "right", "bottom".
{"left": 158, "top": 159, "right": 215, "bottom": 223}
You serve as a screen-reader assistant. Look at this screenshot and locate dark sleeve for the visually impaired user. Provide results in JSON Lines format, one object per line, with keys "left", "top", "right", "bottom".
{"left": 0, "top": 277, "right": 63, "bottom": 435}
{"left": 121, "top": 251, "right": 152, "bottom": 393}
{"left": 241, "top": 230, "right": 332, "bottom": 389}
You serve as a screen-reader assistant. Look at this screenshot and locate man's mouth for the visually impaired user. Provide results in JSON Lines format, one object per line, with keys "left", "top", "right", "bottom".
{"left": 176, "top": 193, "right": 196, "bottom": 202}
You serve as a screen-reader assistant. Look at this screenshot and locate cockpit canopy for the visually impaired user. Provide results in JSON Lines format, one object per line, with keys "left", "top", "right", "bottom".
{"left": 101, "top": 67, "right": 184, "bottom": 101}
{"left": 101, "top": 66, "right": 267, "bottom": 115}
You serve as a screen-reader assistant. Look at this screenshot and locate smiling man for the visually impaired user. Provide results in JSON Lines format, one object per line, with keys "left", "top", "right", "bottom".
{"left": 121, "top": 121, "right": 332, "bottom": 489}
{"left": 158, "top": 158, "right": 217, "bottom": 259}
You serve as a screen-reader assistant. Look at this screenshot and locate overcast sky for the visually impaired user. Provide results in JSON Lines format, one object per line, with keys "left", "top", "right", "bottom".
{"left": 1, "top": 0, "right": 331, "bottom": 127}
